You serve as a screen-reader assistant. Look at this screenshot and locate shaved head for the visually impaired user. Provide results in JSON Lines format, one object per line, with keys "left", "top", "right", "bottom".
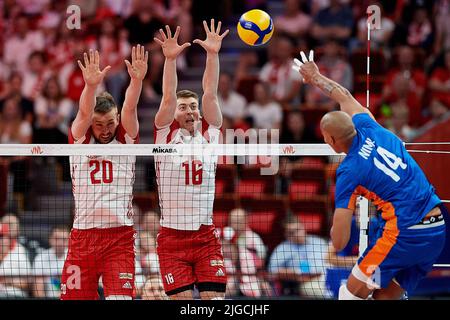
{"left": 320, "top": 111, "right": 356, "bottom": 153}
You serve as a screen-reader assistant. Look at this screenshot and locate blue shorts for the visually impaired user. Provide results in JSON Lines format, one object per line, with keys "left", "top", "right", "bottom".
{"left": 356, "top": 209, "right": 446, "bottom": 293}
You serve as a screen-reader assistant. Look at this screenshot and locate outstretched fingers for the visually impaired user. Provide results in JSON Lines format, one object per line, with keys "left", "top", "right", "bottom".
{"left": 220, "top": 29, "right": 230, "bottom": 39}
{"left": 165, "top": 25, "right": 172, "bottom": 38}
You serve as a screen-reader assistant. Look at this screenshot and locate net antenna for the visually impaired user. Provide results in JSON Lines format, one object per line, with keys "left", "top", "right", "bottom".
{"left": 357, "top": 19, "right": 372, "bottom": 257}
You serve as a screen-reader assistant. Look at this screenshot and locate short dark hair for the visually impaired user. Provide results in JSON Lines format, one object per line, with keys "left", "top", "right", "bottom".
{"left": 176, "top": 90, "right": 199, "bottom": 101}
{"left": 94, "top": 92, "right": 117, "bottom": 114}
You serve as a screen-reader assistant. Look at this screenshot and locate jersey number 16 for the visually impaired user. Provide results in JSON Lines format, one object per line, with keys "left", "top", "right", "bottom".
{"left": 182, "top": 160, "right": 203, "bottom": 185}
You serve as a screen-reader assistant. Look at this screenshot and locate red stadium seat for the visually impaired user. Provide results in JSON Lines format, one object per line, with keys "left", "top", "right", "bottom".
{"left": 248, "top": 211, "right": 277, "bottom": 235}
{"left": 294, "top": 212, "right": 326, "bottom": 234}
{"left": 240, "top": 196, "right": 288, "bottom": 252}
{"left": 290, "top": 166, "right": 326, "bottom": 194}
{"left": 236, "top": 180, "right": 266, "bottom": 198}
{"left": 290, "top": 197, "right": 328, "bottom": 236}
{"left": 289, "top": 181, "right": 321, "bottom": 200}
{"left": 215, "top": 180, "right": 226, "bottom": 196}
{"left": 213, "top": 211, "right": 230, "bottom": 229}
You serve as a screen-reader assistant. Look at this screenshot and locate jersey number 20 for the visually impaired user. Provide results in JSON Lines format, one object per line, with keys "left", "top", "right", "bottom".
{"left": 374, "top": 146, "right": 407, "bottom": 182}
{"left": 89, "top": 160, "right": 113, "bottom": 184}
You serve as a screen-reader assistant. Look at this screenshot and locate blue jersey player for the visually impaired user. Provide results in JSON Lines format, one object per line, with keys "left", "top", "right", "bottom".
{"left": 293, "top": 50, "right": 446, "bottom": 300}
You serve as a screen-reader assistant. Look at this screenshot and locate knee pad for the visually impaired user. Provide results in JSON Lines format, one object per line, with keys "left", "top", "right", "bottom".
{"left": 338, "top": 284, "right": 364, "bottom": 300}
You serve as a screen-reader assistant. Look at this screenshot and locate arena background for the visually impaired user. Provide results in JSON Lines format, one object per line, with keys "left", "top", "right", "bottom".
{"left": 0, "top": 0, "right": 449, "bottom": 300}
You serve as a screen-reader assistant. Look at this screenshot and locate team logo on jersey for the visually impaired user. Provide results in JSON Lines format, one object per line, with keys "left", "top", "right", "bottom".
{"left": 119, "top": 273, "right": 133, "bottom": 280}
{"left": 122, "top": 281, "right": 132, "bottom": 289}
{"left": 210, "top": 260, "right": 224, "bottom": 267}
{"left": 215, "top": 268, "right": 225, "bottom": 277}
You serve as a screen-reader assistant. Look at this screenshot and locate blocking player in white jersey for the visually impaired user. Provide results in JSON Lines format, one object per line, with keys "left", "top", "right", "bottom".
{"left": 153, "top": 21, "right": 229, "bottom": 299}
{"left": 60, "top": 46, "right": 148, "bottom": 300}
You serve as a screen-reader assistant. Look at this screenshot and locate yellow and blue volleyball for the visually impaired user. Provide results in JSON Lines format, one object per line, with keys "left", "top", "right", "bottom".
{"left": 237, "top": 9, "right": 274, "bottom": 46}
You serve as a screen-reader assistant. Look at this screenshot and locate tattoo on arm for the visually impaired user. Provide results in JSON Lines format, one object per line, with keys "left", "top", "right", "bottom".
{"left": 312, "top": 75, "right": 351, "bottom": 99}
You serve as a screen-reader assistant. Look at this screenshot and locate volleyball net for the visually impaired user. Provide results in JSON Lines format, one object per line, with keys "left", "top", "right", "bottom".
{"left": 0, "top": 143, "right": 448, "bottom": 299}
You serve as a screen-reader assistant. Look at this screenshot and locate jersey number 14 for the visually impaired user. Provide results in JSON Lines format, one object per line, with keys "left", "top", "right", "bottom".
{"left": 374, "top": 146, "right": 407, "bottom": 182}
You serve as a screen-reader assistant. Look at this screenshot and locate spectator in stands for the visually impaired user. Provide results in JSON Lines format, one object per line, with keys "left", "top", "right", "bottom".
{"left": 0, "top": 72, "right": 34, "bottom": 123}
{"left": 226, "top": 208, "right": 271, "bottom": 297}
{"left": 3, "top": 13, "right": 45, "bottom": 74}
{"left": 274, "top": 0, "right": 312, "bottom": 40}
{"left": 0, "top": 96, "right": 32, "bottom": 196}
{"left": 305, "top": 38, "right": 352, "bottom": 110}
{"left": 218, "top": 72, "right": 247, "bottom": 127}
{"left": 311, "top": 0, "right": 353, "bottom": 46}
{"left": 138, "top": 231, "right": 160, "bottom": 277}
{"left": 97, "top": 17, "right": 131, "bottom": 103}
{"left": 407, "top": 7, "right": 432, "bottom": 50}
{"left": 382, "top": 46, "right": 427, "bottom": 127}
{"left": 385, "top": 105, "right": 417, "bottom": 142}
{"left": 433, "top": 0, "right": 450, "bottom": 55}
{"left": 34, "top": 76, "right": 73, "bottom": 144}
{"left": 281, "top": 111, "right": 320, "bottom": 145}
{"left": 22, "top": 51, "right": 51, "bottom": 101}
{"left": 140, "top": 210, "right": 160, "bottom": 237}
{"left": 279, "top": 110, "right": 321, "bottom": 184}
{"left": 247, "top": 82, "right": 283, "bottom": 130}
{"left": 427, "top": 98, "right": 450, "bottom": 123}
{"left": 124, "top": 0, "right": 164, "bottom": 101}
{"left": 268, "top": 215, "right": 331, "bottom": 298}
{"left": 429, "top": 50, "right": 450, "bottom": 108}
{"left": 0, "top": 220, "right": 31, "bottom": 298}
{"left": 32, "top": 226, "right": 70, "bottom": 298}
{"left": 324, "top": 217, "right": 359, "bottom": 298}
{"left": 141, "top": 276, "right": 168, "bottom": 300}
{"left": 259, "top": 34, "right": 302, "bottom": 105}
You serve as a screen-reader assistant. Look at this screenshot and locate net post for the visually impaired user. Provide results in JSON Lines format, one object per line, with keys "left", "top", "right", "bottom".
{"left": 358, "top": 196, "right": 369, "bottom": 256}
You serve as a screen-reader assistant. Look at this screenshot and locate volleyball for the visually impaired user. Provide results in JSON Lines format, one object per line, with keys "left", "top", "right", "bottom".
{"left": 237, "top": 9, "right": 274, "bottom": 46}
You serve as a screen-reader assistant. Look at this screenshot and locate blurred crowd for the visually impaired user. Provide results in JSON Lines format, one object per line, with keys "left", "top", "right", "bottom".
{"left": 0, "top": 0, "right": 449, "bottom": 299}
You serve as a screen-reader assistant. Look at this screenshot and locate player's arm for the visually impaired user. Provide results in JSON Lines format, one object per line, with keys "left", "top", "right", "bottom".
{"left": 72, "top": 50, "right": 111, "bottom": 140}
{"left": 154, "top": 26, "right": 191, "bottom": 128}
{"left": 292, "top": 50, "right": 375, "bottom": 120}
{"left": 330, "top": 208, "right": 354, "bottom": 251}
{"left": 193, "top": 19, "right": 229, "bottom": 128}
{"left": 122, "top": 44, "right": 149, "bottom": 138}
{"left": 325, "top": 242, "right": 358, "bottom": 268}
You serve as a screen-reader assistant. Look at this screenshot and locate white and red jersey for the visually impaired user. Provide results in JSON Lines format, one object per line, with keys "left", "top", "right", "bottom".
{"left": 154, "top": 119, "right": 221, "bottom": 231}
{"left": 69, "top": 122, "right": 138, "bottom": 230}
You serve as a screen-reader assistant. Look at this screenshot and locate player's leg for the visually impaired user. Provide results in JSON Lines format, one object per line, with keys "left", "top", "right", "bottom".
{"left": 194, "top": 226, "right": 227, "bottom": 300}
{"left": 60, "top": 229, "right": 100, "bottom": 300}
{"left": 372, "top": 279, "right": 404, "bottom": 300}
{"left": 101, "top": 227, "right": 136, "bottom": 300}
{"left": 157, "top": 227, "right": 196, "bottom": 299}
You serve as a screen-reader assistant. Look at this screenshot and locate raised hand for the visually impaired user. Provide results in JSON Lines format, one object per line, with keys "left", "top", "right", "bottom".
{"left": 193, "top": 19, "right": 229, "bottom": 54}
{"left": 154, "top": 25, "right": 191, "bottom": 60}
{"left": 292, "top": 50, "right": 319, "bottom": 84}
{"left": 125, "top": 44, "right": 149, "bottom": 81}
{"left": 77, "top": 50, "right": 111, "bottom": 87}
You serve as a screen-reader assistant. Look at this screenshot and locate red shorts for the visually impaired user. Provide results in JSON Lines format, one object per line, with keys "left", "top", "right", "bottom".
{"left": 60, "top": 226, "right": 136, "bottom": 300}
{"left": 157, "top": 224, "right": 227, "bottom": 295}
